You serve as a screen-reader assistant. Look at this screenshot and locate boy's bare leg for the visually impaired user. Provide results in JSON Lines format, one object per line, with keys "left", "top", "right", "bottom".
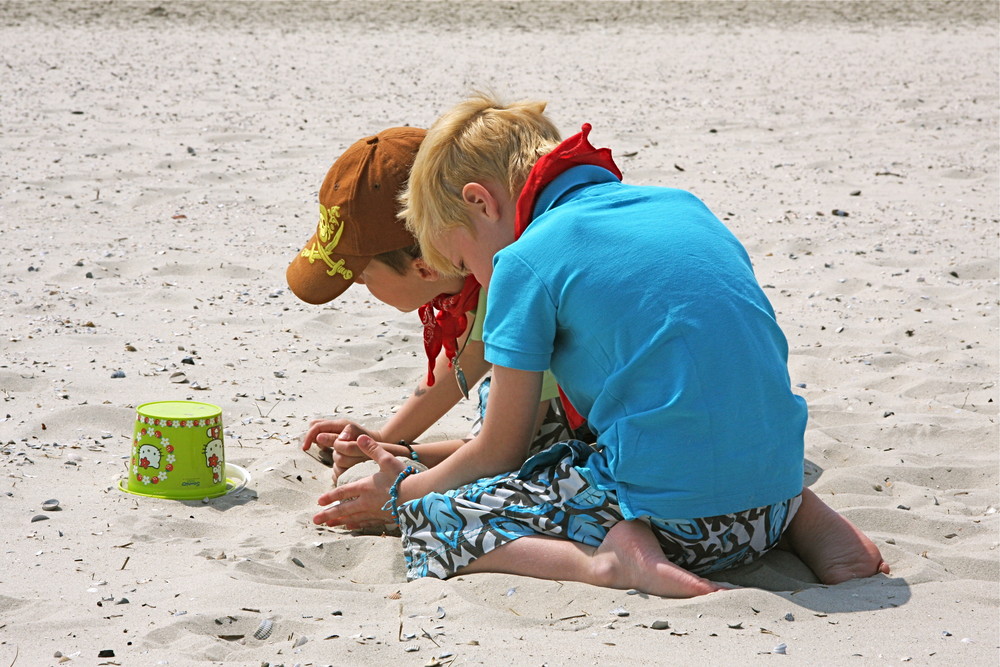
{"left": 455, "top": 520, "right": 727, "bottom": 598}
{"left": 785, "top": 486, "right": 890, "bottom": 585}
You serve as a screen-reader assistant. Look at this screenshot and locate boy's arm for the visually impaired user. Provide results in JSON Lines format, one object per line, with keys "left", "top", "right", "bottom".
{"left": 334, "top": 435, "right": 469, "bottom": 481}
{"left": 306, "top": 317, "right": 488, "bottom": 450}
{"left": 307, "top": 321, "right": 491, "bottom": 479}
{"left": 313, "top": 365, "right": 541, "bottom": 527}
{"left": 378, "top": 336, "right": 490, "bottom": 443}
{"left": 402, "top": 365, "right": 542, "bottom": 491}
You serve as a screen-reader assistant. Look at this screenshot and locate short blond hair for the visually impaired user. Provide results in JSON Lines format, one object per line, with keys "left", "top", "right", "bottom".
{"left": 401, "top": 93, "right": 561, "bottom": 275}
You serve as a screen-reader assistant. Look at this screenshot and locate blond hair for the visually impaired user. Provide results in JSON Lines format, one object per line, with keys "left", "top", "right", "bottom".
{"left": 401, "top": 93, "right": 561, "bottom": 275}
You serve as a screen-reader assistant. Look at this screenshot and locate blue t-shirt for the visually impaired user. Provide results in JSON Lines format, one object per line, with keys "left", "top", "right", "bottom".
{"left": 484, "top": 165, "right": 806, "bottom": 520}
{"left": 468, "top": 288, "right": 560, "bottom": 402}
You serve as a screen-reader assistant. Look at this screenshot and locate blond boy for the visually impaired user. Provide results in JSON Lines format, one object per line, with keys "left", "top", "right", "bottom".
{"left": 313, "top": 99, "right": 888, "bottom": 597}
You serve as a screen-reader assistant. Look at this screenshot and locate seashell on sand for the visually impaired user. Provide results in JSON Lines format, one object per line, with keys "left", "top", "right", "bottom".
{"left": 253, "top": 618, "right": 273, "bottom": 640}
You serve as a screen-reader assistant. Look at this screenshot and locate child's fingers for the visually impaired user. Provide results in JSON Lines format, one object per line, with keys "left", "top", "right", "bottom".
{"left": 313, "top": 432, "right": 339, "bottom": 448}
{"left": 332, "top": 439, "right": 364, "bottom": 457}
{"left": 339, "top": 423, "right": 361, "bottom": 442}
{"left": 315, "top": 428, "right": 361, "bottom": 450}
{"left": 302, "top": 419, "right": 358, "bottom": 451}
{"left": 301, "top": 420, "right": 335, "bottom": 450}
{"left": 357, "top": 435, "right": 398, "bottom": 470}
{"left": 331, "top": 449, "right": 368, "bottom": 483}
{"left": 313, "top": 481, "right": 390, "bottom": 526}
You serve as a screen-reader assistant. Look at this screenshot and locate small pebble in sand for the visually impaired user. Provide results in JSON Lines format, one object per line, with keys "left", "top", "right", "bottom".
{"left": 111, "top": 370, "right": 125, "bottom": 378}
{"left": 31, "top": 514, "right": 49, "bottom": 522}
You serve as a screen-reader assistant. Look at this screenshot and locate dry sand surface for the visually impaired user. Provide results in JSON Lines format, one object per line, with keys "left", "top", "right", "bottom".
{"left": 1, "top": 1, "right": 998, "bottom": 665}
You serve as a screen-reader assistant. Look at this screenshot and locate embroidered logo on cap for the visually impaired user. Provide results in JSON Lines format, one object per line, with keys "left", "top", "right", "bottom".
{"left": 301, "top": 203, "right": 353, "bottom": 280}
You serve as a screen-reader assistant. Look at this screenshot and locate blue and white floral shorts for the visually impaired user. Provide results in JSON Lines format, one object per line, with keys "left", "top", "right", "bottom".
{"left": 399, "top": 440, "right": 801, "bottom": 581}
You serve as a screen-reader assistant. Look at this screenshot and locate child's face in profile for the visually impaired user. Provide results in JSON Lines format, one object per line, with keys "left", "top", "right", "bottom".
{"left": 353, "top": 258, "right": 463, "bottom": 312}
{"left": 438, "top": 182, "right": 518, "bottom": 287}
{"left": 436, "top": 225, "right": 494, "bottom": 287}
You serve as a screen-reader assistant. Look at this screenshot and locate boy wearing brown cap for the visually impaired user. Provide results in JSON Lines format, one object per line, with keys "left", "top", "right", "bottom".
{"left": 287, "top": 127, "right": 577, "bottom": 482}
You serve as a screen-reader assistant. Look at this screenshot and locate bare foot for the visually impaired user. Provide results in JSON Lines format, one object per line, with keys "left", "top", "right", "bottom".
{"left": 786, "top": 487, "right": 890, "bottom": 585}
{"left": 591, "top": 520, "right": 727, "bottom": 598}
{"left": 456, "top": 523, "right": 727, "bottom": 597}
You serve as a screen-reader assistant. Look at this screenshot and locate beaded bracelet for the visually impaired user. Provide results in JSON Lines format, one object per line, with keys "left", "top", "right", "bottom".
{"left": 398, "top": 440, "right": 420, "bottom": 463}
{"left": 381, "top": 465, "right": 419, "bottom": 523}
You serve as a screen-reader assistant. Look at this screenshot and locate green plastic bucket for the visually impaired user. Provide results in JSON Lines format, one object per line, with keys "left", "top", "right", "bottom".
{"left": 125, "top": 401, "right": 227, "bottom": 499}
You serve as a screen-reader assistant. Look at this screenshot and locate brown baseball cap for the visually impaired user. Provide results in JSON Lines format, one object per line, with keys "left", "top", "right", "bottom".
{"left": 286, "top": 127, "right": 426, "bottom": 304}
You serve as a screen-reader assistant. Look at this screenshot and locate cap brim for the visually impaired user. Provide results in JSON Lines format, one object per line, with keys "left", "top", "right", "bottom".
{"left": 286, "top": 232, "right": 372, "bottom": 304}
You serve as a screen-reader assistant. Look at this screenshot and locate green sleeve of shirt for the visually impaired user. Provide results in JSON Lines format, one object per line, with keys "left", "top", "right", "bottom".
{"left": 469, "top": 289, "right": 561, "bottom": 402}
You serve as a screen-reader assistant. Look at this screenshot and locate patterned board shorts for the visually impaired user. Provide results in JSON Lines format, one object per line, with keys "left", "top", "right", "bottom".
{"left": 399, "top": 439, "right": 802, "bottom": 581}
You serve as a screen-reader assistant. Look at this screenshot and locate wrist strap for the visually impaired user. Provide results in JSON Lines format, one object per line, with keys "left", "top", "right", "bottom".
{"left": 381, "top": 466, "right": 419, "bottom": 524}
{"left": 398, "top": 440, "right": 420, "bottom": 462}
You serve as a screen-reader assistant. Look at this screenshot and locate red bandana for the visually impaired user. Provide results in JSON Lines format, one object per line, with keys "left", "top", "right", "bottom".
{"left": 514, "top": 123, "right": 622, "bottom": 237}
{"left": 513, "top": 123, "right": 622, "bottom": 429}
{"left": 418, "top": 274, "right": 481, "bottom": 386}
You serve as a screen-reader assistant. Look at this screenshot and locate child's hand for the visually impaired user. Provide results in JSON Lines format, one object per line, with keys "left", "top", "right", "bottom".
{"left": 330, "top": 438, "right": 369, "bottom": 483}
{"left": 312, "top": 436, "right": 406, "bottom": 529}
{"left": 302, "top": 419, "right": 381, "bottom": 453}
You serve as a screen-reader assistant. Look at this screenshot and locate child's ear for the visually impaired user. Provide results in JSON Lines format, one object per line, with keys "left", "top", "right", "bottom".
{"left": 411, "top": 257, "right": 441, "bottom": 281}
{"left": 461, "top": 182, "right": 500, "bottom": 222}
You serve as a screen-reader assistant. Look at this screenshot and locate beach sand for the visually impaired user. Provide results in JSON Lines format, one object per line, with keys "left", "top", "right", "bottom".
{"left": 1, "top": 1, "right": 997, "bottom": 664}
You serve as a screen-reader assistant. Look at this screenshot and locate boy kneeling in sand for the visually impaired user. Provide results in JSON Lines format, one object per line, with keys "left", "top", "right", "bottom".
{"left": 313, "top": 96, "right": 889, "bottom": 596}
{"left": 287, "top": 127, "right": 581, "bottom": 483}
